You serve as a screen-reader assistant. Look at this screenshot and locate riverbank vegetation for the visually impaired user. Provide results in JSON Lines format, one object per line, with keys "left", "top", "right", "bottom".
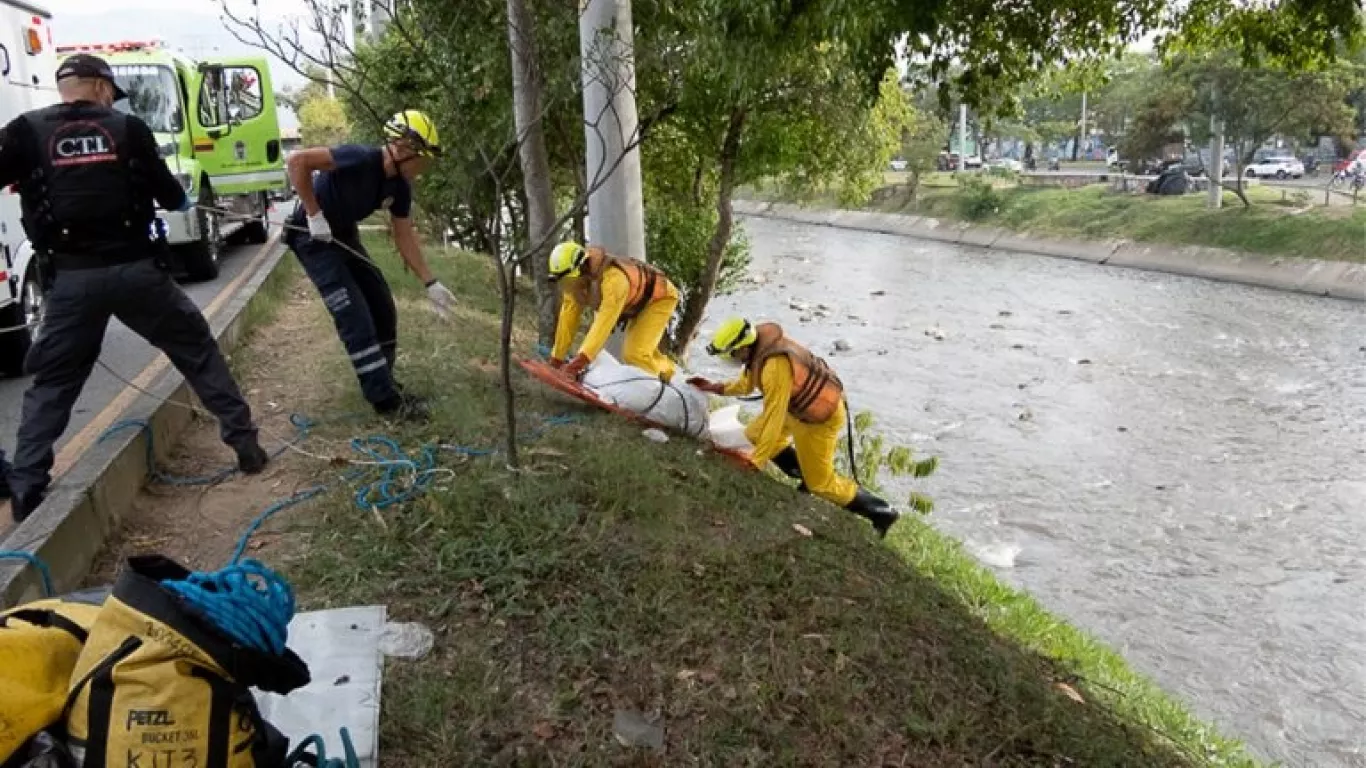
{"left": 745, "top": 173, "right": 1366, "bottom": 261}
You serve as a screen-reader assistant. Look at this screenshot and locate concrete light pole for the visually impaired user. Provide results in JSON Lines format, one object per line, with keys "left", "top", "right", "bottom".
{"left": 578, "top": 0, "right": 646, "bottom": 260}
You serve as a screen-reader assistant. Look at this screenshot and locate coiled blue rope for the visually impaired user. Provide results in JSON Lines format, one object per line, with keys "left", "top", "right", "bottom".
{"left": 0, "top": 550, "right": 54, "bottom": 598}
{"left": 162, "top": 558, "right": 294, "bottom": 655}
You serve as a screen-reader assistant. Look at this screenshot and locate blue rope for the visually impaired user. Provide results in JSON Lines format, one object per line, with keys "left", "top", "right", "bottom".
{"left": 99, "top": 414, "right": 315, "bottom": 487}
{"left": 0, "top": 550, "right": 53, "bottom": 598}
{"left": 229, "top": 485, "right": 329, "bottom": 565}
{"left": 162, "top": 558, "right": 294, "bottom": 655}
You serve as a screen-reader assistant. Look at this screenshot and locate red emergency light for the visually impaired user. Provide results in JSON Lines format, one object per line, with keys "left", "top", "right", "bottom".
{"left": 55, "top": 39, "right": 163, "bottom": 55}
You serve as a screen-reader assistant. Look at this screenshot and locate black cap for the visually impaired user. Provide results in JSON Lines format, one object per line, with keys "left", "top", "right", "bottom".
{"left": 55, "top": 54, "right": 128, "bottom": 101}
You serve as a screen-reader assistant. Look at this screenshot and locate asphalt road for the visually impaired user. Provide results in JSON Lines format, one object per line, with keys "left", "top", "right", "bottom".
{"left": 0, "top": 234, "right": 283, "bottom": 462}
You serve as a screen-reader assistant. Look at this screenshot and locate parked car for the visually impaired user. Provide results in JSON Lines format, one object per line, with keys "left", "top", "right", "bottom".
{"left": 1243, "top": 156, "right": 1305, "bottom": 179}
{"left": 1333, "top": 148, "right": 1365, "bottom": 175}
{"left": 989, "top": 157, "right": 1023, "bottom": 173}
{"left": 889, "top": 158, "right": 908, "bottom": 172}
{"left": 936, "top": 151, "right": 983, "bottom": 171}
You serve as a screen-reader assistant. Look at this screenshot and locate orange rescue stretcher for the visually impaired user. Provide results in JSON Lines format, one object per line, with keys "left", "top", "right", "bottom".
{"left": 518, "top": 358, "right": 755, "bottom": 471}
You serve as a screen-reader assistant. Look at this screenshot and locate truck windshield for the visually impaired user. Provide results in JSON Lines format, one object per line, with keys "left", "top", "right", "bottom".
{"left": 111, "top": 65, "right": 183, "bottom": 134}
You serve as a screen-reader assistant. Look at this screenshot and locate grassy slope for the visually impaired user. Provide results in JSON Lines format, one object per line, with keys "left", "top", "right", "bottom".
{"left": 269, "top": 236, "right": 1261, "bottom": 766}
{"left": 754, "top": 175, "right": 1366, "bottom": 262}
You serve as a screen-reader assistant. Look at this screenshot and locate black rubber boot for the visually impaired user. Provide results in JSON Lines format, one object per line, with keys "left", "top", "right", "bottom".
{"left": 771, "top": 446, "right": 803, "bottom": 480}
{"left": 770, "top": 446, "right": 809, "bottom": 493}
{"left": 845, "top": 488, "right": 899, "bottom": 538}
{"left": 376, "top": 392, "right": 431, "bottom": 424}
{"left": 0, "top": 456, "right": 10, "bottom": 502}
{"left": 11, "top": 490, "right": 44, "bottom": 524}
{"left": 235, "top": 439, "right": 270, "bottom": 475}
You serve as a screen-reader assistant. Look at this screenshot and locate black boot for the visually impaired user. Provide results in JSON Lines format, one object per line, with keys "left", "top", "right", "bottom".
{"left": 771, "top": 446, "right": 803, "bottom": 481}
{"left": 11, "top": 489, "right": 44, "bottom": 524}
{"left": 376, "top": 392, "right": 431, "bottom": 424}
{"left": 0, "top": 456, "right": 10, "bottom": 502}
{"left": 845, "top": 488, "right": 899, "bottom": 538}
{"left": 235, "top": 439, "right": 270, "bottom": 475}
{"left": 770, "top": 446, "right": 810, "bottom": 493}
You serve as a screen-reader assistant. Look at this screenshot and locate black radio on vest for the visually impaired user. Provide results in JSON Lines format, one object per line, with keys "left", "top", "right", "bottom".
{"left": 18, "top": 103, "right": 156, "bottom": 262}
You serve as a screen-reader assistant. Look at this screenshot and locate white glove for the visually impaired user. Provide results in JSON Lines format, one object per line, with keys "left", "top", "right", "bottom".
{"left": 306, "top": 211, "right": 333, "bottom": 242}
{"left": 426, "top": 280, "right": 456, "bottom": 319}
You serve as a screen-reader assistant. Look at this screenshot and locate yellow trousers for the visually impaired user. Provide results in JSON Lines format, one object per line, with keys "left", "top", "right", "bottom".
{"left": 745, "top": 400, "right": 858, "bottom": 507}
{"left": 621, "top": 295, "right": 677, "bottom": 380}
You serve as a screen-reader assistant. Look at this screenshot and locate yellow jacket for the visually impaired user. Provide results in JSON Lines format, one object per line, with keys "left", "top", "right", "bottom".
{"left": 722, "top": 355, "right": 794, "bottom": 466}
{"left": 552, "top": 268, "right": 679, "bottom": 361}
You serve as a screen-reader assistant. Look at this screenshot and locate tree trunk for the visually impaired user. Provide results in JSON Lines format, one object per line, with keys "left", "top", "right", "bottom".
{"left": 670, "top": 106, "right": 747, "bottom": 357}
{"left": 506, "top": 0, "right": 559, "bottom": 344}
{"left": 1229, "top": 142, "right": 1251, "bottom": 208}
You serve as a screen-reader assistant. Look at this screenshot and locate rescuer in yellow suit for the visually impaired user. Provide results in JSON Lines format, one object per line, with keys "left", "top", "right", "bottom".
{"left": 548, "top": 240, "right": 679, "bottom": 381}
{"left": 689, "top": 317, "right": 899, "bottom": 537}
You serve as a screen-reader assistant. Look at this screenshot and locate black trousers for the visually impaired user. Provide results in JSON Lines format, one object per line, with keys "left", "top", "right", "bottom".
{"left": 289, "top": 232, "right": 399, "bottom": 406}
{"left": 8, "top": 258, "right": 257, "bottom": 499}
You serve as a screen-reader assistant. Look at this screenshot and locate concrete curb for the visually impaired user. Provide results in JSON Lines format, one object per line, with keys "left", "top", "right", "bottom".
{"left": 733, "top": 199, "right": 1364, "bottom": 300}
{"left": 0, "top": 233, "right": 289, "bottom": 605}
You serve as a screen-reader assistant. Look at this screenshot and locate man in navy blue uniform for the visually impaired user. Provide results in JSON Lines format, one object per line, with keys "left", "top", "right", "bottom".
{"left": 0, "top": 55, "right": 267, "bottom": 523}
{"left": 284, "top": 110, "right": 454, "bottom": 422}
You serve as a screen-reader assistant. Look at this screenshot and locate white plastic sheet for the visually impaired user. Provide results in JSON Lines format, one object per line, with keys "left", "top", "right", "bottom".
{"left": 707, "top": 404, "right": 755, "bottom": 454}
{"left": 581, "top": 351, "right": 711, "bottom": 438}
{"left": 254, "top": 606, "right": 385, "bottom": 768}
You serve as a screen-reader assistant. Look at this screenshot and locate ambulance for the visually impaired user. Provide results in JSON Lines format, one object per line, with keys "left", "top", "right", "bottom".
{"left": 57, "top": 39, "right": 287, "bottom": 282}
{"left": 0, "top": 0, "right": 57, "bottom": 377}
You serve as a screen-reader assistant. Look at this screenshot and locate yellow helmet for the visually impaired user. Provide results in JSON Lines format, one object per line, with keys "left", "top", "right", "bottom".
{"left": 384, "top": 110, "right": 442, "bottom": 156}
{"left": 548, "top": 241, "right": 587, "bottom": 281}
{"left": 706, "top": 317, "right": 758, "bottom": 356}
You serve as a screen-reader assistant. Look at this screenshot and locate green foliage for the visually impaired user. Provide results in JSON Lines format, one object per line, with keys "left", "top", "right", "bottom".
{"left": 643, "top": 191, "right": 752, "bottom": 301}
{"left": 900, "top": 107, "right": 948, "bottom": 188}
{"left": 954, "top": 175, "right": 1002, "bottom": 221}
{"left": 1117, "top": 86, "right": 1193, "bottom": 164}
{"left": 297, "top": 96, "right": 351, "bottom": 147}
{"left": 1172, "top": 50, "right": 1363, "bottom": 165}
{"left": 837, "top": 411, "right": 939, "bottom": 515}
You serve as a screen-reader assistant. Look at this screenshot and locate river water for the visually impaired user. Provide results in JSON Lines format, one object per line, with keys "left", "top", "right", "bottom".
{"left": 686, "top": 215, "right": 1366, "bottom": 767}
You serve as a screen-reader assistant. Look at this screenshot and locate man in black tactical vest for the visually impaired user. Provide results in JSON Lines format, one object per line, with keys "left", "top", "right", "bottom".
{"left": 0, "top": 55, "right": 268, "bottom": 523}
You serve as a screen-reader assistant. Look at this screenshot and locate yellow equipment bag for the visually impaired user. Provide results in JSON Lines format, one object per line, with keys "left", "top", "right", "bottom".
{"left": 63, "top": 556, "right": 310, "bottom": 768}
{"left": 0, "top": 597, "right": 103, "bottom": 766}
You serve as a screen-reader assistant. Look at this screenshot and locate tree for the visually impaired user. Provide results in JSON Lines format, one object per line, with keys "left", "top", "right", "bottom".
{"left": 1175, "top": 50, "right": 1362, "bottom": 204}
{"left": 1116, "top": 83, "right": 1193, "bottom": 171}
{"left": 505, "top": 0, "right": 559, "bottom": 343}
{"left": 631, "top": 0, "right": 912, "bottom": 355}
{"left": 900, "top": 105, "right": 947, "bottom": 190}
{"left": 297, "top": 96, "right": 351, "bottom": 147}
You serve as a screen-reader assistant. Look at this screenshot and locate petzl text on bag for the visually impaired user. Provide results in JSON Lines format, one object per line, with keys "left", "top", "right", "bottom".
{"left": 0, "top": 597, "right": 104, "bottom": 766}
{"left": 64, "top": 556, "right": 310, "bottom": 768}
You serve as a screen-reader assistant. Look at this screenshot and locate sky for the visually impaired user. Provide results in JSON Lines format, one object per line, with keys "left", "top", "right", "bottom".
{"left": 43, "top": 0, "right": 318, "bottom": 128}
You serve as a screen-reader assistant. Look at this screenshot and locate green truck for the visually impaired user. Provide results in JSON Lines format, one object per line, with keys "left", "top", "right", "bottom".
{"left": 56, "top": 40, "right": 287, "bottom": 280}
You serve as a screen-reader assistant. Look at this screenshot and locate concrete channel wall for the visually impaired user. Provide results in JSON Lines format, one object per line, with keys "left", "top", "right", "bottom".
{"left": 734, "top": 200, "right": 1366, "bottom": 302}
{"left": 0, "top": 235, "right": 289, "bottom": 605}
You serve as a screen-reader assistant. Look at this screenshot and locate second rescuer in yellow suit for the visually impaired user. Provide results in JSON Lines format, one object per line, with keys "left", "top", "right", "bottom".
{"left": 548, "top": 241, "right": 678, "bottom": 381}
{"left": 689, "top": 317, "right": 900, "bottom": 537}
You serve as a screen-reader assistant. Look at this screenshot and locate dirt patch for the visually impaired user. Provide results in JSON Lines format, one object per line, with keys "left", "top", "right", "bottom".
{"left": 87, "top": 278, "right": 345, "bottom": 583}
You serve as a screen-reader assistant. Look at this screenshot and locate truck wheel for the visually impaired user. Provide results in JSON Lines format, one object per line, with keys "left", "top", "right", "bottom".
{"left": 0, "top": 269, "right": 42, "bottom": 378}
{"left": 240, "top": 192, "right": 271, "bottom": 245}
{"left": 178, "top": 184, "right": 222, "bottom": 282}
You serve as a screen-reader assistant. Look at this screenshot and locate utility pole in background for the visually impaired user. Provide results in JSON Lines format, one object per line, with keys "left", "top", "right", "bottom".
{"left": 1079, "top": 91, "right": 1088, "bottom": 160}
{"left": 579, "top": 0, "right": 645, "bottom": 260}
{"left": 958, "top": 103, "right": 968, "bottom": 170}
{"left": 1207, "top": 88, "right": 1225, "bottom": 209}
